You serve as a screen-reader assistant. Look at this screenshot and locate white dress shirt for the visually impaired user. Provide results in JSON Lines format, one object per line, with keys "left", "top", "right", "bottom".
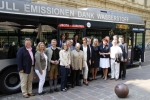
{"left": 43, "top": 53, "right": 48, "bottom": 70}
{"left": 83, "top": 46, "right": 87, "bottom": 61}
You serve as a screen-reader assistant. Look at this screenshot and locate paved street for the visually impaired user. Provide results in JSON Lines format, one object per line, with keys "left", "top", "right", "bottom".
{"left": 1, "top": 65, "right": 150, "bottom": 100}
{"left": 1, "top": 51, "right": 150, "bottom": 100}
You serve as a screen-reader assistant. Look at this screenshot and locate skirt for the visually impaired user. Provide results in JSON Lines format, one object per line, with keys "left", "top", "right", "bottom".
{"left": 100, "top": 58, "right": 110, "bottom": 68}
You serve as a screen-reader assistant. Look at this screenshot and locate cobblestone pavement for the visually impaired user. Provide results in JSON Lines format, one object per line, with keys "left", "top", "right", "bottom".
{"left": 1, "top": 50, "right": 150, "bottom": 100}
{"left": 1, "top": 64, "right": 150, "bottom": 100}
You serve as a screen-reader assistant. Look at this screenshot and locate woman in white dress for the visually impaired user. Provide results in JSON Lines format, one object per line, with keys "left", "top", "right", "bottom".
{"left": 99, "top": 38, "right": 110, "bottom": 80}
{"left": 80, "top": 37, "right": 91, "bottom": 86}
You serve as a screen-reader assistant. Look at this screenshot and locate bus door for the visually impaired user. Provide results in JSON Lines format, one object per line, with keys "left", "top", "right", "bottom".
{"left": 132, "top": 29, "right": 145, "bottom": 63}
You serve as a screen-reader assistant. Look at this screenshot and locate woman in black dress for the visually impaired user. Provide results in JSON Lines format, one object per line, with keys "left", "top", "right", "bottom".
{"left": 91, "top": 38, "right": 100, "bottom": 80}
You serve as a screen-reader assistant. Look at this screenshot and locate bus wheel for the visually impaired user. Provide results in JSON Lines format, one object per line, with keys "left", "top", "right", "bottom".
{"left": 0, "top": 68, "right": 20, "bottom": 94}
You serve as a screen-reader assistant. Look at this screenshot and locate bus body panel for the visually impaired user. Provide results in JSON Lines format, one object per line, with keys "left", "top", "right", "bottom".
{"left": 0, "top": 59, "right": 17, "bottom": 72}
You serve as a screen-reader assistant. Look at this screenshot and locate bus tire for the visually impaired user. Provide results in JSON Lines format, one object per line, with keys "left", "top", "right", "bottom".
{"left": 0, "top": 67, "right": 20, "bottom": 94}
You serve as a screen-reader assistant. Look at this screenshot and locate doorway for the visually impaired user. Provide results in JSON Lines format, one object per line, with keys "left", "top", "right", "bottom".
{"left": 132, "top": 32, "right": 145, "bottom": 62}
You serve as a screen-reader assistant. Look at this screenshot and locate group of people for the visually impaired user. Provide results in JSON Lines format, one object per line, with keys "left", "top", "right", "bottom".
{"left": 17, "top": 34, "right": 128, "bottom": 98}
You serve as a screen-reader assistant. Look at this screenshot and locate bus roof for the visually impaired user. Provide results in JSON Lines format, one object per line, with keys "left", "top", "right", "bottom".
{"left": 0, "top": 0, "right": 144, "bottom": 25}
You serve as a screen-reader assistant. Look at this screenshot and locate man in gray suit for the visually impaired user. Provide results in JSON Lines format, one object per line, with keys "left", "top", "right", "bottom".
{"left": 118, "top": 36, "right": 128, "bottom": 80}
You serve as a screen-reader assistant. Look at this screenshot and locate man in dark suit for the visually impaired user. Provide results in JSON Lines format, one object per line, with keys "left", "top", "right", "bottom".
{"left": 17, "top": 38, "right": 35, "bottom": 98}
{"left": 118, "top": 36, "right": 128, "bottom": 80}
{"left": 87, "top": 38, "right": 92, "bottom": 81}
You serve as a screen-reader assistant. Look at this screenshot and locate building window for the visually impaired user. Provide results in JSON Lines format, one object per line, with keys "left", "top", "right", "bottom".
{"left": 144, "top": 0, "right": 147, "bottom": 6}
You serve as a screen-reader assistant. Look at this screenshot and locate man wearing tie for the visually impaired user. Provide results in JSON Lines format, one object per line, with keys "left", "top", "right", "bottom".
{"left": 118, "top": 36, "right": 128, "bottom": 80}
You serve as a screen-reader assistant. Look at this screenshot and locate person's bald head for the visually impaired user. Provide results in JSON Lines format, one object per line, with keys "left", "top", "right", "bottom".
{"left": 75, "top": 43, "right": 80, "bottom": 50}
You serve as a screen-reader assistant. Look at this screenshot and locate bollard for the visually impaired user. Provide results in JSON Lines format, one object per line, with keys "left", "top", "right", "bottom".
{"left": 139, "top": 55, "right": 141, "bottom": 68}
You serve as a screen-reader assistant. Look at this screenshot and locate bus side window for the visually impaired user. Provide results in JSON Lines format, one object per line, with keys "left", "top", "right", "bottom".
{"left": 7, "top": 42, "right": 18, "bottom": 59}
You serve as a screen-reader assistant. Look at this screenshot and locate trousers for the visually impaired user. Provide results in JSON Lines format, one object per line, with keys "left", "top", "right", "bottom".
{"left": 72, "top": 70, "right": 81, "bottom": 85}
{"left": 35, "top": 68, "right": 46, "bottom": 94}
{"left": 83, "top": 61, "right": 88, "bottom": 79}
{"left": 88, "top": 63, "right": 91, "bottom": 80}
{"left": 19, "top": 67, "right": 33, "bottom": 95}
{"left": 60, "top": 66, "right": 68, "bottom": 89}
{"left": 111, "top": 59, "right": 120, "bottom": 79}
{"left": 119, "top": 62, "right": 127, "bottom": 78}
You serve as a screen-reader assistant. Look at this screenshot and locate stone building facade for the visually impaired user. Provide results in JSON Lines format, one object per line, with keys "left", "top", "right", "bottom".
{"left": 32, "top": 0, "right": 150, "bottom": 47}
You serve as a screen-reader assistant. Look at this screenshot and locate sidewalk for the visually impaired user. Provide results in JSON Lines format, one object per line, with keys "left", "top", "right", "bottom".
{"left": 1, "top": 64, "right": 150, "bottom": 100}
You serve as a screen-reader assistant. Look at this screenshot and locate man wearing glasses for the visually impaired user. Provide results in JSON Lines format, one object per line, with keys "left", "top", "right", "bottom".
{"left": 17, "top": 38, "right": 35, "bottom": 98}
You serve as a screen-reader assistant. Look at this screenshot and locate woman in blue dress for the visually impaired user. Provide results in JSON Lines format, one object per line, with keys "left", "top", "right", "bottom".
{"left": 99, "top": 38, "right": 110, "bottom": 80}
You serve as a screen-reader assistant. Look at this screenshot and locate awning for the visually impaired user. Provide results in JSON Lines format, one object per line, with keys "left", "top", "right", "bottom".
{"left": 0, "top": 0, "right": 145, "bottom": 25}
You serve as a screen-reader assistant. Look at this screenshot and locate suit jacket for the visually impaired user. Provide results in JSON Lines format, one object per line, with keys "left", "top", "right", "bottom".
{"left": 80, "top": 45, "right": 91, "bottom": 64}
{"left": 88, "top": 44, "right": 92, "bottom": 58}
{"left": 45, "top": 47, "right": 60, "bottom": 71}
{"left": 99, "top": 44, "right": 110, "bottom": 58}
{"left": 71, "top": 50, "right": 84, "bottom": 70}
{"left": 35, "top": 51, "right": 47, "bottom": 73}
{"left": 115, "top": 53, "right": 123, "bottom": 63}
{"left": 100, "top": 42, "right": 112, "bottom": 48}
{"left": 17, "top": 46, "right": 35, "bottom": 74}
{"left": 118, "top": 42, "right": 128, "bottom": 59}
